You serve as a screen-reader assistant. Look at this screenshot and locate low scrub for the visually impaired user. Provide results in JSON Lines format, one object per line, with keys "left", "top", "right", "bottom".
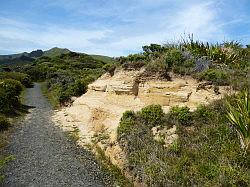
{"left": 169, "top": 106, "right": 192, "bottom": 125}
{"left": 0, "top": 72, "right": 32, "bottom": 87}
{"left": 138, "top": 105, "right": 164, "bottom": 125}
{"left": 117, "top": 111, "right": 136, "bottom": 138}
{"left": 0, "top": 79, "right": 23, "bottom": 113}
{"left": 117, "top": 102, "right": 250, "bottom": 186}
{"left": 199, "top": 68, "right": 229, "bottom": 86}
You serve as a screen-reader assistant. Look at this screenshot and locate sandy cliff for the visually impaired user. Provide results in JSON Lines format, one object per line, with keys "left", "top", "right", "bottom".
{"left": 53, "top": 68, "right": 231, "bottom": 169}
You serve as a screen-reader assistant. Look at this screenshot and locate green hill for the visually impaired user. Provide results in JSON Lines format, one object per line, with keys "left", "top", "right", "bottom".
{"left": 43, "top": 47, "right": 71, "bottom": 58}
{"left": 0, "top": 48, "right": 71, "bottom": 66}
{"left": 90, "top": 54, "right": 115, "bottom": 64}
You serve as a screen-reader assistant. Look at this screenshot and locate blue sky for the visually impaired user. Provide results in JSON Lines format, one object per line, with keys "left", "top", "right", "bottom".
{"left": 0, "top": 0, "right": 250, "bottom": 56}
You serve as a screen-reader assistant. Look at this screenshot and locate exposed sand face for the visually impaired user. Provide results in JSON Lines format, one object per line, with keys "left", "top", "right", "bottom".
{"left": 52, "top": 68, "right": 231, "bottom": 168}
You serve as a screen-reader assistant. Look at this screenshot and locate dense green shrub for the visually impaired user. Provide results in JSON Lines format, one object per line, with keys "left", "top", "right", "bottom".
{"left": 138, "top": 105, "right": 164, "bottom": 125}
{"left": 117, "top": 111, "right": 136, "bottom": 137}
{"left": 0, "top": 72, "right": 32, "bottom": 87}
{"left": 165, "top": 49, "right": 185, "bottom": 69}
{"left": 67, "top": 79, "right": 87, "bottom": 97}
{"left": 0, "top": 115, "right": 10, "bottom": 131}
{"left": 170, "top": 106, "right": 192, "bottom": 125}
{"left": 193, "top": 105, "right": 214, "bottom": 123}
{"left": 199, "top": 68, "right": 229, "bottom": 85}
{"left": 0, "top": 79, "right": 23, "bottom": 113}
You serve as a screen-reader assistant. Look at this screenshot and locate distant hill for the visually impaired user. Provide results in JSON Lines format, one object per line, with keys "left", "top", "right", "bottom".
{"left": 0, "top": 48, "right": 115, "bottom": 68}
{"left": 90, "top": 55, "right": 115, "bottom": 64}
{"left": 0, "top": 48, "right": 71, "bottom": 66}
{"left": 43, "top": 47, "right": 71, "bottom": 58}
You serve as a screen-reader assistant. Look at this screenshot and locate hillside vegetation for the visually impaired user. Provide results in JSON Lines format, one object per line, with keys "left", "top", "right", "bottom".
{"left": 118, "top": 38, "right": 249, "bottom": 88}
{"left": 114, "top": 38, "right": 250, "bottom": 186}
{"left": 17, "top": 52, "right": 115, "bottom": 107}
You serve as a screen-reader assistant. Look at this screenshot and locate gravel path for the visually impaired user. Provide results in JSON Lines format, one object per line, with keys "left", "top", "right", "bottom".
{"left": 3, "top": 83, "right": 107, "bottom": 187}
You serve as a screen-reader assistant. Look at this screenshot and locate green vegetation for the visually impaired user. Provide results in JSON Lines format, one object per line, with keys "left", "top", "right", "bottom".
{"left": 0, "top": 79, "right": 23, "bottom": 113}
{"left": 0, "top": 47, "right": 71, "bottom": 66}
{"left": 198, "top": 68, "right": 229, "bottom": 85}
{"left": 42, "top": 47, "right": 70, "bottom": 58}
{"left": 0, "top": 71, "right": 31, "bottom": 181}
{"left": 17, "top": 52, "right": 114, "bottom": 106}
{"left": 117, "top": 37, "right": 250, "bottom": 186}
{"left": 90, "top": 55, "right": 115, "bottom": 64}
{"left": 118, "top": 37, "right": 250, "bottom": 90}
{"left": 169, "top": 106, "right": 192, "bottom": 125}
{"left": 0, "top": 38, "right": 249, "bottom": 186}
{"left": 118, "top": 101, "right": 250, "bottom": 186}
{"left": 0, "top": 72, "right": 32, "bottom": 87}
{"left": 138, "top": 105, "right": 164, "bottom": 124}
{"left": 117, "top": 111, "right": 136, "bottom": 137}
{"left": 227, "top": 90, "right": 250, "bottom": 152}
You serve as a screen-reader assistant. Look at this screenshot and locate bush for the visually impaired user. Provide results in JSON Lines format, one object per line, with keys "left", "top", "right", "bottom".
{"left": 194, "top": 105, "right": 214, "bottom": 123}
{"left": 0, "top": 115, "right": 10, "bottom": 131}
{"left": 67, "top": 79, "right": 87, "bottom": 97}
{"left": 199, "top": 68, "right": 229, "bottom": 86}
{"left": 117, "top": 111, "right": 136, "bottom": 137}
{"left": 0, "top": 72, "right": 32, "bottom": 87}
{"left": 57, "top": 79, "right": 87, "bottom": 104}
{"left": 165, "top": 49, "right": 185, "bottom": 69}
{"left": 172, "top": 59, "right": 195, "bottom": 75}
{"left": 0, "top": 79, "right": 23, "bottom": 113}
{"left": 138, "top": 105, "right": 164, "bottom": 125}
{"left": 170, "top": 106, "right": 192, "bottom": 125}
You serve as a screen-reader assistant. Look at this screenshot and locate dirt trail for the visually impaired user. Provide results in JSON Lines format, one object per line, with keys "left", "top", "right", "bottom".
{"left": 3, "top": 83, "right": 107, "bottom": 187}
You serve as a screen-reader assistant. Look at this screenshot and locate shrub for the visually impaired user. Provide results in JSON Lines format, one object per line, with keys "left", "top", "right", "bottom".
{"left": 165, "top": 49, "right": 185, "bottom": 69}
{"left": 194, "top": 105, "right": 214, "bottom": 123}
{"left": 0, "top": 79, "right": 23, "bottom": 113}
{"left": 170, "top": 106, "right": 192, "bottom": 125}
{"left": 199, "top": 68, "right": 229, "bottom": 86}
{"left": 0, "top": 115, "right": 10, "bottom": 130}
{"left": 145, "top": 60, "right": 167, "bottom": 73}
{"left": 138, "top": 105, "right": 164, "bottom": 125}
{"left": 117, "top": 111, "right": 136, "bottom": 137}
{"left": 0, "top": 72, "right": 32, "bottom": 87}
{"left": 0, "top": 79, "right": 23, "bottom": 96}
{"left": 172, "top": 59, "right": 195, "bottom": 75}
{"left": 67, "top": 79, "right": 87, "bottom": 97}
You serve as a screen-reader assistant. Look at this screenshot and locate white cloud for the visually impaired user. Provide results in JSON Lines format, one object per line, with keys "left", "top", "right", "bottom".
{"left": 0, "top": 0, "right": 246, "bottom": 56}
